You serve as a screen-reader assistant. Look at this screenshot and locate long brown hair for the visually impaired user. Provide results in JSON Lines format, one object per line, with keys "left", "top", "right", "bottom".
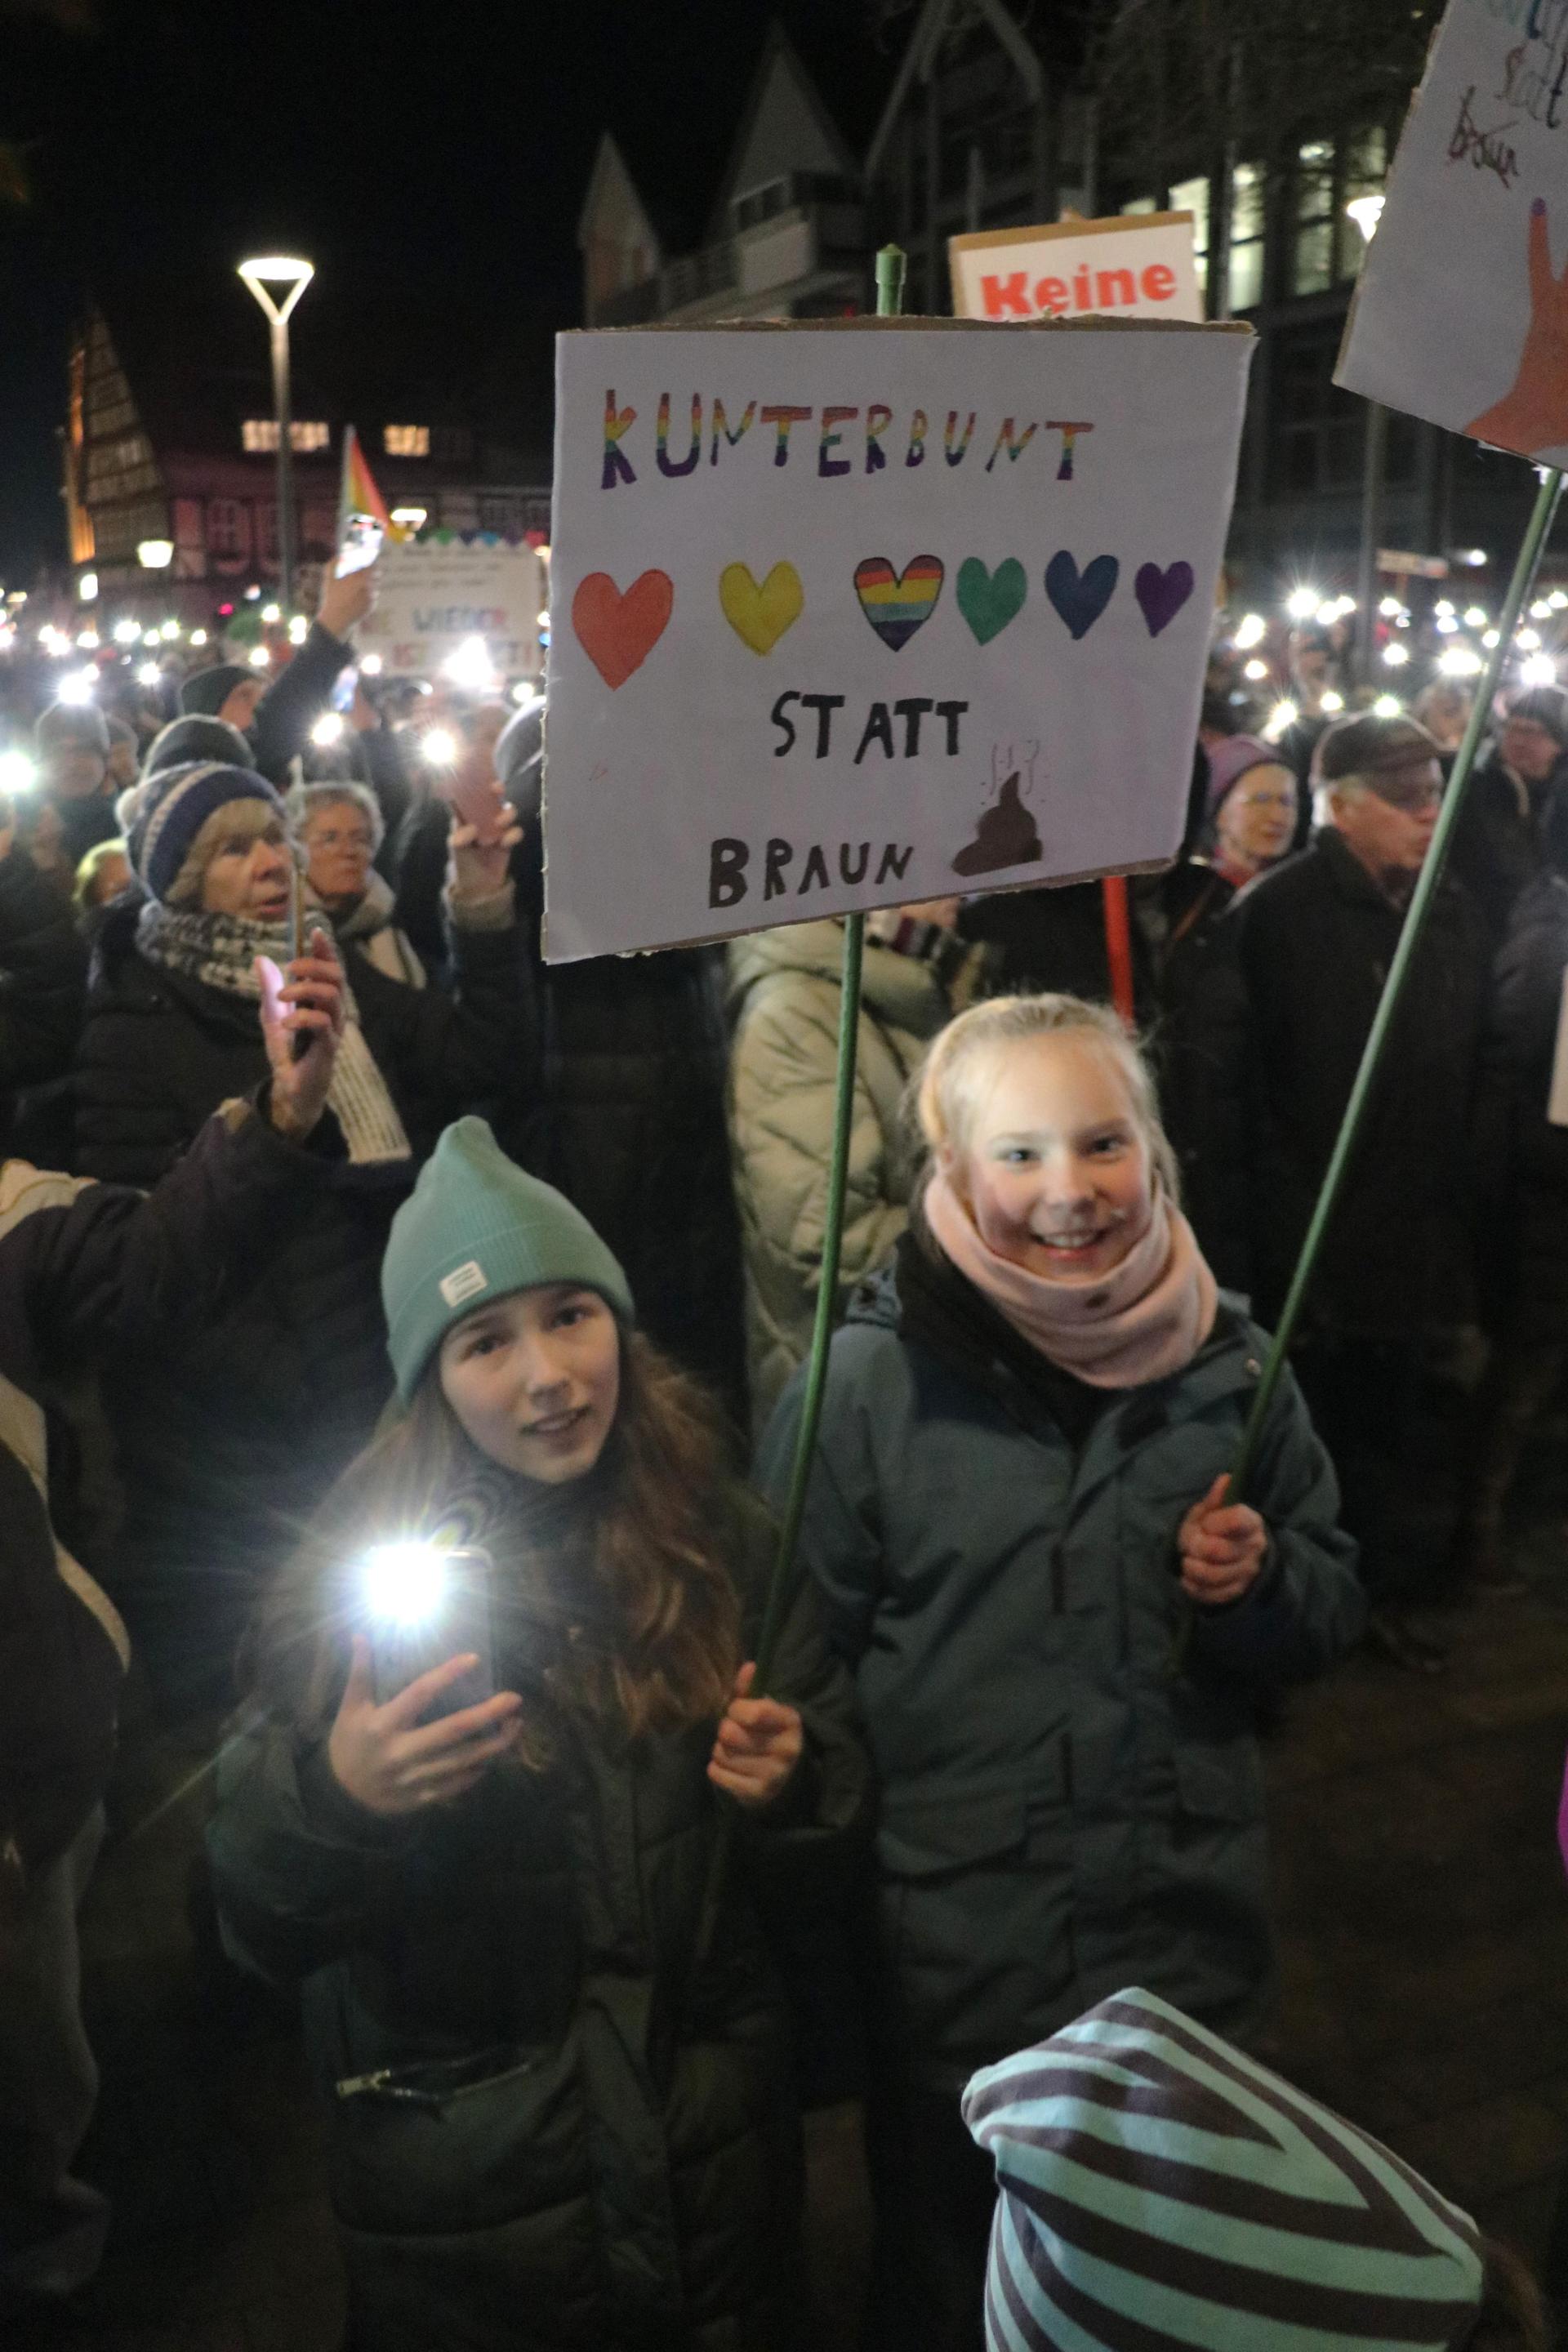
{"left": 248, "top": 1328, "right": 743, "bottom": 1755}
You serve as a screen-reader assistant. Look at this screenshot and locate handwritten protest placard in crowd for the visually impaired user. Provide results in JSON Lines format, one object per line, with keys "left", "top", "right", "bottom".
{"left": 950, "top": 214, "right": 1202, "bottom": 325}
{"left": 357, "top": 539, "right": 545, "bottom": 679}
{"left": 1338, "top": 0, "right": 1568, "bottom": 458}
{"left": 542, "top": 318, "right": 1251, "bottom": 963}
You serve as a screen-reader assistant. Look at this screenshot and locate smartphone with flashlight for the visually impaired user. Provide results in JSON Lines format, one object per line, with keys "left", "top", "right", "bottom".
{"left": 433, "top": 738, "right": 509, "bottom": 849}
{"left": 363, "top": 1542, "right": 498, "bottom": 1722}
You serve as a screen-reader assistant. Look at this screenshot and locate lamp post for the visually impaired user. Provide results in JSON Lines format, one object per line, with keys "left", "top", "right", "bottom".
{"left": 237, "top": 255, "right": 314, "bottom": 611}
{"left": 1347, "top": 195, "right": 1387, "bottom": 688}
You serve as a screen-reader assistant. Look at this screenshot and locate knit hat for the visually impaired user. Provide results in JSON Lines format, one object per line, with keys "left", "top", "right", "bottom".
{"left": 35, "top": 702, "right": 110, "bottom": 758}
{"left": 1201, "top": 733, "right": 1281, "bottom": 829}
{"left": 382, "top": 1117, "right": 635, "bottom": 1401}
{"left": 964, "top": 1988, "right": 1484, "bottom": 2352}
{"left": 1315, "top": 712, "right": 1441, "bottom": 788}
{"left": 143, "top": 715, "right": 252, "bottom": 778}
{"left": 1506, "top": 684, "right": 1568, "bottom": 747}
{"left": 179, "top": 664, "right": 253, "bottom": 719}
{"left": 127, "top": 760, "right": 284, "bottom": 906}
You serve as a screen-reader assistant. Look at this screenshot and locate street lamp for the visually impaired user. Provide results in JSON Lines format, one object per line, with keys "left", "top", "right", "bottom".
{"left": 1348, "top": 194, "right": 1387, "bottom": 688}
{"left": 238, "top": 253, "right": 314, "bottom": 611}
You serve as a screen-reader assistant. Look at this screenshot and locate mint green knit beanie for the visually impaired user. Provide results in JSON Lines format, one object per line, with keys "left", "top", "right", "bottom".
{"left": 383, "top": 1118, "right": 634, "bottom": 1401}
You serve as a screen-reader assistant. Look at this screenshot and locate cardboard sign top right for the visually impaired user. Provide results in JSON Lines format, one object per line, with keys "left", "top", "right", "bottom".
{"left": 1337, "top": 0, "right": 1568, "bottom": 464}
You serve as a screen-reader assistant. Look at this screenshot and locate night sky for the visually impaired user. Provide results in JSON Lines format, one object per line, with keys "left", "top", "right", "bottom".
{"left": 0, "top": 0, "right": 891, "bottom": 577}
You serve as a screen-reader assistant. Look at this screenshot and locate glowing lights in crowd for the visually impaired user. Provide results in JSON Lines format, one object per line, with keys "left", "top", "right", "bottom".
{"left": 248, "top": 646, "right": 271, "bottom": 669}
{"left": 1521, "top": 652, "right": 1558, "bottom": 687}
{"left": 288, "top": 616, "right": 307, "bottom": 644}
{"left": 1439, "top": 646, "right": 1485, "bottom": 677}
{"left": 190, "top": 629, "right": 208, "bottom": 647}
{"left": 1463, "top": 607, "right": 1487, "bottom": 629}
{"left": 261, "top": 603, "right": 282, "bottom": 625}
{"left": 1483, "top": 630, "right": 1502, "bottom": 648}
{"left": 511, "top": 682, "right": 544, "bottom": 709}
{"left": 113, "top": 621, "right": 140, "bottom": 645}
{"left": 78, "top": 573, "right": 98, "bottom": 603}
{"left": 1233, "top": 612, "right": 1267, "bottom": 648}
{"left": 1285, "top": 588, "right": 1320, "bottom": 621}
{"left": 136, "top": 540, "right": 173, "bottom": 569}
{"left": 421, "top": 728, "right": 458, "bottom": 766}
{"left": 137, "top": 663, "right": 162, "bottom": 686}
{"left": 56, "top": 668, "right": 97, "bottom": 705}
{"left": 1378, "top": 595, "right": 1405, "bottom": 619}
{"left": 359, "top": 653, "right": 382, "bottom": 675}
{"left": 0, "top": 751, "right": 37, "bottom": 794}
{"left": 310, "top": 712, "right": 345, "bottom": 747}
{"left": 1242, "top": 658, "right": 1269, "bottom": 682}
{"left": 1264, "top": 700, "right": 1299, "bottom": 741}
{"left": 442, "top": 635, "right": 496, "bottom": 692}
{"left": 359, "top": 1542, "right": 449, "bottom": 1631}
{"left": 76, "top": 631, "right": 100, "bottom": 652}
{"left": 1382, "top": 643, "right": 1410, "bottom": 667}
{"left": 1319, "top": 689, "right": 1345, "bottom": 714}
{"left": 1434, "top": 614, "right": 1459, "bottom": 635}
{"left": 1373, "top": 695, "right": 1404, "bottom": 717}
{"left": 1517, "top": 626, "right": 1543, "bottom": 651}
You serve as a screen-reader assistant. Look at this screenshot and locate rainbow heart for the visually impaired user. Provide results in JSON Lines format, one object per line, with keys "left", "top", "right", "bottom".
{"left": 1134, "top": 560, "right": 1196, "bottom": 637}
{"left": 571, "top": 569, "right": 674, "bottom": 689}
{"left": 719, "top": 561, "right": 804, "bottom": 655}
{"left": 853, "top": 555, "right": 944, "bottom": 651}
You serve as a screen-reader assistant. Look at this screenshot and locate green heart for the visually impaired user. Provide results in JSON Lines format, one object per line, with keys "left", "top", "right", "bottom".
{"left": 956, "top": 556, "right": 1027, "bottom": 647}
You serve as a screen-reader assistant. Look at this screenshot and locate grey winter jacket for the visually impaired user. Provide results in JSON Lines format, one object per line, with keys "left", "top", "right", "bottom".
{"left": 726, "top": 920, "right": 964, "bottom": 1431}
{"left": 757, "top": 1263, "right": 1363, "bottom": 2089}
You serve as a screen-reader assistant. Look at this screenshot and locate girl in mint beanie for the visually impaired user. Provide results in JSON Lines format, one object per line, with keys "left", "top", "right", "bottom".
{"left": 208, "top": 1118, "right": 867, "bottom": 2352}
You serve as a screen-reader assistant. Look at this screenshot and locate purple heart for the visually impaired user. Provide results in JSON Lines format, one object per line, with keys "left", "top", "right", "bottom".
{"left": 1134, "top": 560, "right": 1196, "bottom": 638}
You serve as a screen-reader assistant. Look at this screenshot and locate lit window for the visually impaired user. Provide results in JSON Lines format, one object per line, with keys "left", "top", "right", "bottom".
{"left": 242, "top": 420, "right": 330, "bottom": 453}
{"left": 1293, "top": 141, "right": 1334, "bottom": 297}
{"left": 384, "top": 425, "right": 430, "bottom": 457}
{"left": 207, "top": 498, "right": 246, "bottom": 557}
{"left": 1170, "top": 167, "right": 1263, "bottom": 313}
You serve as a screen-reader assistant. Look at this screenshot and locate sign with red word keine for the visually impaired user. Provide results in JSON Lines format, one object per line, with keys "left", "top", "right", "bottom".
{"left": 1338, "top": 0, "right": 1568, "bottom": 460}
{"left": 542, "top": 317, "right": 1251, "bottom": 963}
{"left": 950, "top": 214, "right": 1203, "bottom": 326}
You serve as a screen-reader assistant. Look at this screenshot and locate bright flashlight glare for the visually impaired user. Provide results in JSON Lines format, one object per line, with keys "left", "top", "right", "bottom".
{"left": 1373, "top": 694, "right": 1403, "bottom": 717}
{"left": 113, "top": 620, "right": 140, "bottom": 645}
{"left": 261, "top": 603, "right": 281, "bottom": 625}
{"left": 190, "top": 628, "right": 208, "bottom": 646}
{"left": 288, "top": 615, "right": 307, "bottom": 644}
{"left": 1379, "top": 596, "right": 1404, "bottom": 618}
{"left": 310, "top": 712, "right": 345, "bottom": 746}
{"left": 248, "top": 646, "right": 271, "bottom": 668}
{"left": 1551, "top": 590, "right": 1568, "bottom": 612}
{"left": 1382, "top": 642, "right": 1410, "bottom": 666}
{"left": 1463, "top": 607, "right": 1487, "bottom": 629}
{"left": 1320, "top": 689, "right": 1345, "bottom": 713}
{"left": 1440, "top": 646, "right": 1484, "bottom": 677}
{"left": 511, "top": 682, "right": 544, "bottom": 709}
{"left": 442, "top": 635, "right": 497, "bottom": 691}
{"left": 421, "top": 727, "right": 458, "bottom": 766}
{"left": 137, "top": 662, "right": 162, "bottom": 687}
{"left": 1521, "top": 652, "right": 1558, "bottom": 687}
{"left": 360, "top": 653, "right": 383, "bottom": 675}
{"left": 1242, "top": 657, "right": 1269, "bottom": 681}
{"left": 361, "top": 1541, "right": 449, "bottom": 1630}
{"left": 1531, "top": 600, "right": 1553, "bottom": 621}
{"left": 1517, "top": 626, "right": 1543, "bottom": 651}
{"left": 0, "top": 750, "right": 37, "bottom": 794}
{"left": 1285, "top": 588, "right": 1319, "bottom": 621}
{"left": 1233, "top": 612, "right": 1266, "bottom": 649}
{"left": 1264, "top": 699, "right": 1298, "bottom": 741}
{"left": 57, "top": 667, "right": 96, "bottom": 705}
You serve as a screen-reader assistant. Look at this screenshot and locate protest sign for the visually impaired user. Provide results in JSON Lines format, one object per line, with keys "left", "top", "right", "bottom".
{"left": 1337, "top": 0, "right": 1568, "bottom": 460}
{"left": 542, "top": 317, "right": 1251, "bottom": 964}
{"left": 950, "top": 213, "right": 1202, "bottom": 324}
{"left": 356, "top": 538, "right": 545, "bottom": 679}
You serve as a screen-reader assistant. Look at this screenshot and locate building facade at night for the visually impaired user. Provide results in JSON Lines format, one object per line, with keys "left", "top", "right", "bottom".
{"left": 64, "top": 303, "right": 550, "bottom": 618}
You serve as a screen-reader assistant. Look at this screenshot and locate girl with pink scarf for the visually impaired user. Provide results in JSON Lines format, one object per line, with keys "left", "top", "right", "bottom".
{"left": 755, "top": 992, "right": 1364, "bottom": 2352}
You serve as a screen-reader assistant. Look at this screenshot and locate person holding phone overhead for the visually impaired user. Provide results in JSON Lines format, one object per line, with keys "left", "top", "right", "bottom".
{"left": 70, "top": 761, "right": 536, "bottom": 1722}
{"left": 208, "top": 1117, "right": 866, "bottom": 2352}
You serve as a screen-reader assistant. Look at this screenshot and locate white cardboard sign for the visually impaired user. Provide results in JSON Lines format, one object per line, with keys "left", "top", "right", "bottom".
{"left": 542, "top": 318, "right": 1251, "bottom": 964}
{"left": 1337, "top": 0, "right": 1568, "bottom": 460}
{"left": 357, "top": 540, "right": 544, "bottom": 679}
{"left": 950, "top": 214, "right": 1202, "bottom": 325}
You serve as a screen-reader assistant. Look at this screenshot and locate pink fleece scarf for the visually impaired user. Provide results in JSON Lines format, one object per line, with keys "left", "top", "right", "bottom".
{"left": 922, "top": 1169, "right": 1218, "bottom": 1389}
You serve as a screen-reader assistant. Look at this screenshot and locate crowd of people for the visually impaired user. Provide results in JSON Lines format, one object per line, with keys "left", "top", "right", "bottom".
{"left": 0, "top": 564, "right": 1564, "bottom": 2352}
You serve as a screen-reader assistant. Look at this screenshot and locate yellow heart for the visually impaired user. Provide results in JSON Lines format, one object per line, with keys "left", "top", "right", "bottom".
{"left": 719, "top": 560, "right": 804, "bottom": 655}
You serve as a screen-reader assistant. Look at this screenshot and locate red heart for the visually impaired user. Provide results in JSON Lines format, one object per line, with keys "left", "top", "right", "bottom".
{"left": 571, "top": 569, "right": 674, "bottom": 689}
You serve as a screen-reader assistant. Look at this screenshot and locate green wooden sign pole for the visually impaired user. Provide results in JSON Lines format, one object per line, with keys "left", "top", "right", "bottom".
{"left": 1224, "top": 463, "right": 1564, "bottom": 1503}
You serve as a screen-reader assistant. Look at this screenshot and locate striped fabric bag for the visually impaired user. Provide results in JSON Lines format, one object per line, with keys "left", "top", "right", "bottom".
{"left": 964, "top": 1988, "right": 1484, "bottom": 2352}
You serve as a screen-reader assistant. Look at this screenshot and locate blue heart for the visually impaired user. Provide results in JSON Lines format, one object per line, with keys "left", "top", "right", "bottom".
{"left": 1045, "top": 551, "right": 1120, "bottom": 641}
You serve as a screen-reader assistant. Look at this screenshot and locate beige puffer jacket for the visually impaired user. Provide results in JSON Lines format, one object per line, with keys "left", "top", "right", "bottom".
{"left": 728, "top": 919, "right": 969, "bottom": 1434}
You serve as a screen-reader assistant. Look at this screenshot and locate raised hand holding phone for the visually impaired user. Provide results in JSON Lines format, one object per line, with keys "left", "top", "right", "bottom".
{"left": 328, "top": 1637, "right": 523, "bottom": 1815}
{"left": 256, "top": 922, "right": 345, "bottom": 1138}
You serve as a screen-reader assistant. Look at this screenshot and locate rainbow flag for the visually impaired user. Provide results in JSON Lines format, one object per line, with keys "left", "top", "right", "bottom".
{"left": 337, "top": 425, "right": 404, "bottom": 566}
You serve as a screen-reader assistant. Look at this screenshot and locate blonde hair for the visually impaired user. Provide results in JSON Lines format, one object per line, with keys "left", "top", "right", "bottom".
{"left": 914, "top": 993, "right": 1179, "bottom": 1200}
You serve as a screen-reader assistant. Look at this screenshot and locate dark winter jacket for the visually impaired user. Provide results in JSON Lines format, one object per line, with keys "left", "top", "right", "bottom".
{"left": 957, "top": 879, "right": 1156, "bottom": 1016}
{"left": 1151, "top": 858, "right": 1239, "bottom": 1195}
{"left": 247, "top": 619, "right": 356, "bottom": 785}
{"left": 71, "top": 898, "right": 532, "bottom": 1708}
{"left": 1477, "top": 871, "right": 1568, "bottom": 1341}
{"left": 207, "top": 1494, "right": 868, "bottom": 2352}
{"left": 491, "top": 808, "right": 747, "bottom": 1415}
{"left": 0, "top": 1100, "right": 341, "bottom": 1878}
{"left": 0, "top": 845, "right": 87, "bottom": 1150}
{"left": 1449, "top": 747, "right": 1568, "bottom": 947}
{"left": 757, "top": 1254, "right": 1362, "bottom": 2090}
{"left": 1180, "top": 829, "right": 1487, "bottom": 1334}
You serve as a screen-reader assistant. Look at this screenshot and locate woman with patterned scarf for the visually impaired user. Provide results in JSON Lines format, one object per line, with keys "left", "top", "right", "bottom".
{"left": 71, "top": 758, "right": 532, "bottom": 1724}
